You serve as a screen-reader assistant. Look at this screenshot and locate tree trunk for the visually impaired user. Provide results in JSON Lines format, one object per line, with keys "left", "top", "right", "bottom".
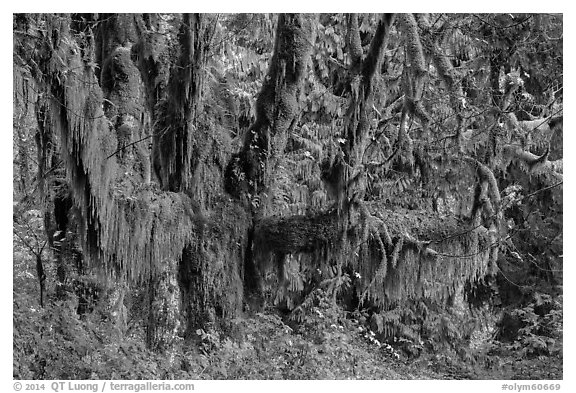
{"left": 224, "top": 14, "right": 316, "bottom": 299}
{"left": 225, "top": 14, "right": 316, "bottom": 201}
{"left": 15, "top": 120, "right": 29, "bottom": 196}
{"left": 15, "top": 13, "right": 250, "bottom": 352}
{"left": 146, "top": 258, "right": 181, "bottom": 352}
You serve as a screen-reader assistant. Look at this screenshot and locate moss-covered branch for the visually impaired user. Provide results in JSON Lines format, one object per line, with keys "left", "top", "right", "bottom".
{"left": 503, "top": 145, "right": 563, "bottom": 183}
{"left": 252, "top": 203, "right": 494, "bottom": 305}
{"left": 361, "top": 14, "right": 395, "bottom": 99}
{"left": 399, "top": 13, "right": 426, "bottom": 98}
{"left": 418, "top": 15, "right": 466, "bottom": 145}
{"left": 346, "top": 14, "right": 363, "bottom": 71}
{"left": 321, "top": 14, "right": 395, "bottom": 212}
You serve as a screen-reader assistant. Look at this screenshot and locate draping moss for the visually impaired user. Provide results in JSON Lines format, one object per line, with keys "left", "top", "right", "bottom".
{"left": 253, "top": 202, "right": 494, "bottom": 307}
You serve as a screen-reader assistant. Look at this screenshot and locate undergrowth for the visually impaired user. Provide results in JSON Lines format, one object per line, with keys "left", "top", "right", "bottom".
{"left": 13, "top": 270, "right": 563, "bottom": 380}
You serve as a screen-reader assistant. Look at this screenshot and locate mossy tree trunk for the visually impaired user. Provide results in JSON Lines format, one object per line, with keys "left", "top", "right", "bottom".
{"left": 248, "top": 14, "right": 498, "bottom": 310}
{"left": 13, "top": 13, "right": 226, "bottom": 353}
{"left": 226, "top": 14, "right": 316, "bottom": 201}
{"left": 98, "top": 13, "right": 215, "bottom": 350}
{"left": 340, "top": 14, "right": 395, "bottom": 204}
{"left": 151, "top": 13, "right": 209, "bottom": 193}
{"left": 224, "top": 13, "right": 316, "bottom": 296}
{"left": 247, "top": 14, "right": 395, "bottom": 292}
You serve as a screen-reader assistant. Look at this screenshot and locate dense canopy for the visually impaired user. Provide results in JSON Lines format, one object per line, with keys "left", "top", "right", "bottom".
{"left": 13, "top": 13, "right": 562, "bottom": 380}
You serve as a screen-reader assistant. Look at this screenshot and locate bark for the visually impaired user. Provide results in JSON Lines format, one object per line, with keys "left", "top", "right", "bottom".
{"left": 399, "top": 13, "right": 426, "bottom": 99}
{"left": 34, "top": 100, "right": 56, "bottom": 245}
{"left": 254, "top": 211, "right": 342, "bottom": 256}
{"left": 146, "top": 258, "right": 181, "bottom": 352}
{"left": 35, "top": 254, "right": 46, "bottom": 307}
{"left": 102, "top": 46, "right": 150, "bottom": 183}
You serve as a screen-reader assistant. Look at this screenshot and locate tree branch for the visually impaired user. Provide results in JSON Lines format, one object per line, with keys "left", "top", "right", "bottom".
{"left": 346, "top": 14, "right": 363, "bottom": 70}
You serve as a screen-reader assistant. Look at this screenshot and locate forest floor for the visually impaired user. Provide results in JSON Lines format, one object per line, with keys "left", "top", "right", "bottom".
{"left": 186, "top": 310, "right": 563, "bottom": 380}
{"left": 13, "top": 250, "right": 562, "bottom": 380}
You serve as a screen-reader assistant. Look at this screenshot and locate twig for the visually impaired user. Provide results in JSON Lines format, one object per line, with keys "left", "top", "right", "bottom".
{"left": 473, "top": 14, "right": 533, "bottom": 30}
{"left": 106, "top": 134, "right": 154, "bottom": 160}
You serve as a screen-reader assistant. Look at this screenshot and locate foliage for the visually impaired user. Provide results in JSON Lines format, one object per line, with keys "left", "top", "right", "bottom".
{"left": 185, "top": 290, "right": 418, "bottom": 379}
{"left": 14, "top": 296, "right": 189, "bottom": 380}
{"left": 13, "top": 12, "right": 562, "bottom": 379}
{"left": 496, "top": 292, "right": 562, "bottom": 358}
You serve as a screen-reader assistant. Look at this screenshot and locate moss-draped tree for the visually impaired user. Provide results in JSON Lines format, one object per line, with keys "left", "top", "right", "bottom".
{"left": 13, "top": 13, "right": 562, "bottom": 359}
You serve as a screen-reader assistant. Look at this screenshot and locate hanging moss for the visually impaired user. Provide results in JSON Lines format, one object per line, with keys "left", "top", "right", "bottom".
{"left": 254, "top": 200, "right": 494, "bottom": 308}
{"left": 179, "top": 199, "right": 250, "bottom": 331}
{"left": 149, "top": 14, "right": 214, "bottom": 194}
{"left": 24, "top": 14, "right": 499, "bottom": 334}
{"left": 31, "top": 14, "right": 249, "bottom": 320}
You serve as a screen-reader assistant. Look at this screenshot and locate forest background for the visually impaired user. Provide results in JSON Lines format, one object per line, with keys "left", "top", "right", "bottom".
{"left": 4, "top": 1, "right": 572, "bottom": 384}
